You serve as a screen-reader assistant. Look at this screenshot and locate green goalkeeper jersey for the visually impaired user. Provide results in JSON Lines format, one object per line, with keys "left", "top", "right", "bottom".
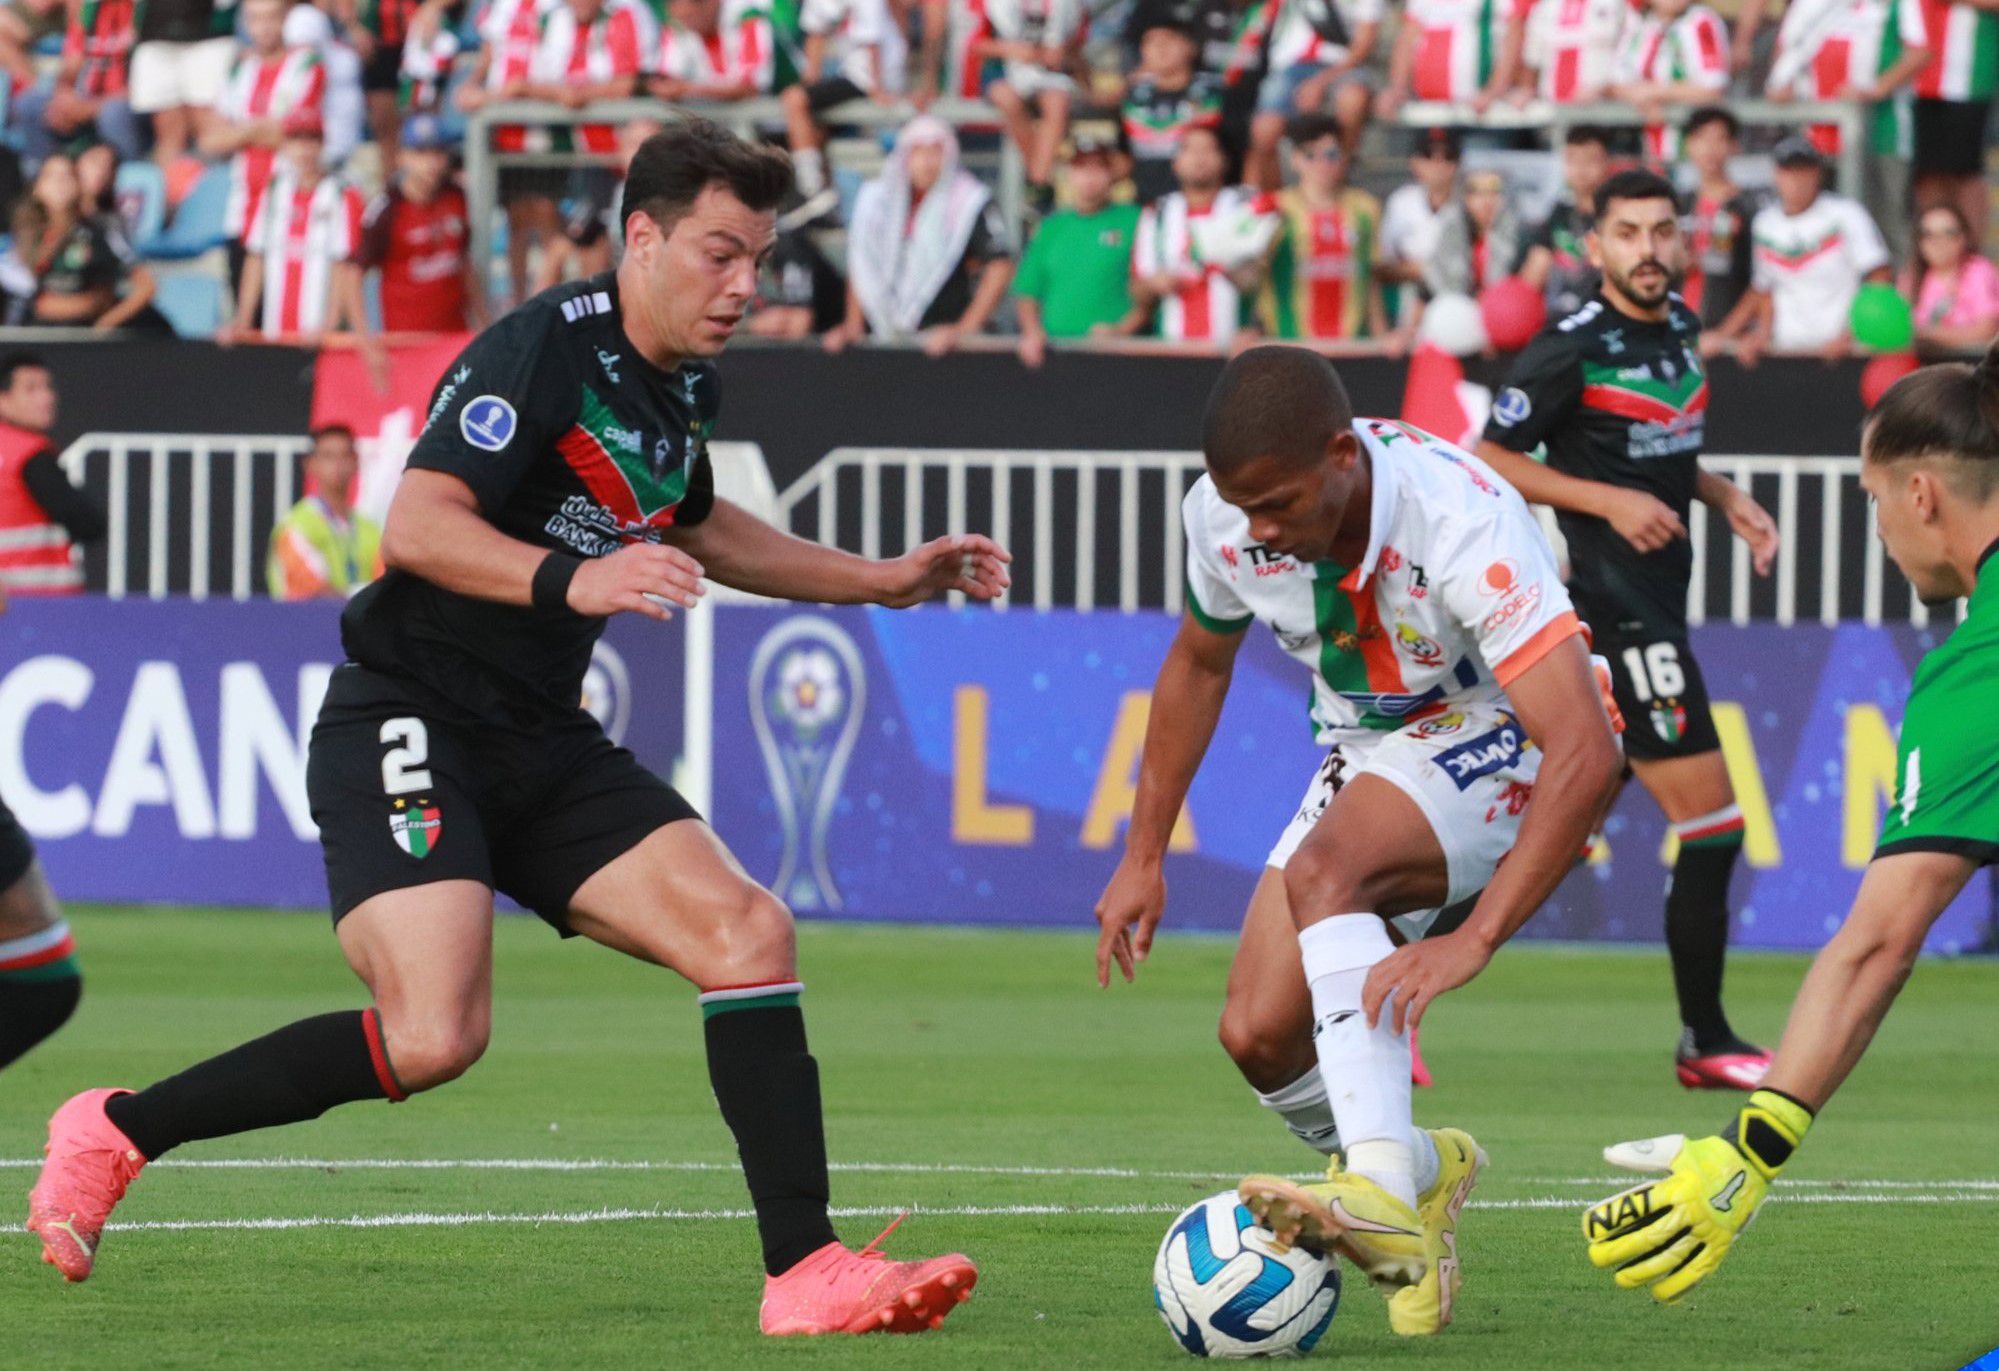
{"left": 1875, "top": 539, "right": 1999, "bottom": 865}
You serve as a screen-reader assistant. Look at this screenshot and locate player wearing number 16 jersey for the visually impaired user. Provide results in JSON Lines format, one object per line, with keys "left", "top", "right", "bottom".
{"left": 1477, "top": 168, "right": 1782, "bottom": 1092}
{"left": 27, "top": 121, "right": 1011, "bottom": 1336}
{"left": 1095, "top": 346, "right": 1624, "bottom": 1336}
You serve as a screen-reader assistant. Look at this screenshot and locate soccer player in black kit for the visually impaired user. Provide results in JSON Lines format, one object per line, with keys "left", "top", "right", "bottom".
{"left": 1476, "top": 169, "right": 1782, "bottom": 1091}
{"left": 28, "top": 121, "right": 1011, "bottom": 1337}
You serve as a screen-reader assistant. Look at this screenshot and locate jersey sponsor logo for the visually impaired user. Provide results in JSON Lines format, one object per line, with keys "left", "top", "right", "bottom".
{"left": 1432, "top": 717, "right": 1528, "bottom": 791}
{"left": 1411, "top": 710, "right": 1466, "bottom": 738}
{"left": 1219, "top": 543, "right": 1240, "bottom": 571}
{"left": 460, "top": 395, "right": 518, "bottom": 451}
{"left": 1394, "top": 621, "right": 1445, "bottom": 668}
{"left": 1434, "top": 448, "right": 1501, "bottom": 497}
{"left": 422, "top": 364, "right": 472, "bottom": 434}
{"left": 596, "top": 347, "right": 622, "bottom": 383}
{"left": 1246, "top": 544, "right": 1296, "bottom": 577}
{"left": 1479, "top": 560, "right": 1521, "bottom": 596}
{"left": 389, "top": 796, "right": 442, "bottom": 857}
{"left": 1380, "top": 544, "right": 1403, "bottom": 573}
{"left": 1493, "top": 387, "right": 1532, "bottom": 426}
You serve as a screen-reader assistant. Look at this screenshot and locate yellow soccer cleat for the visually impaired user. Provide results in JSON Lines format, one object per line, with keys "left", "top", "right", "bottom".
{"left": 1238, "top": 1161, "right": 1427, "bottom": 1289}
{"left": 1386, "top": 1128, "right": 1488, "bottom": 1337}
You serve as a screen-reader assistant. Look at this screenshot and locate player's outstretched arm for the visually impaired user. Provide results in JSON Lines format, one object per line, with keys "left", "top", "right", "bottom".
{"left": 1583, "top": 851, "right": 1976, "bottom": 1303}
{"left": 1694, "top": 466, "right": 1779, "bottom": 576}
{"left": 383, "top": 470, "right": 707, "bottom": 621}
{"left": 665, "top": 497, "right": 1012, "bottom": 606}
{"left": 1095, "top": 612, "right": 1245, "bottom": 987}
{"left": 1361, "top": 633, "right": 1621, "bottom": 1032}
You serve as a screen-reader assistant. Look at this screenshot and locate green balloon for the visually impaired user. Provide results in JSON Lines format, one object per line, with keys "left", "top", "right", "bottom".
{"left": 1850, "top": 282, "right": 1914, "bottom": 352}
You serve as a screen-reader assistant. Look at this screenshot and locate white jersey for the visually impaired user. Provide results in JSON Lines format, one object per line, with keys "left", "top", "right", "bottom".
{"left": 1749, "top": 192, "right": 1890, "bottom": 350}
{"left": 1183, "top": 416, "right": 1581, "bottom": 748}
{"left": 800, "top": 0, "right": 908, "bottom": 93}
{"left": 1268, "top": 0, "right": 1384, "bottom": 71}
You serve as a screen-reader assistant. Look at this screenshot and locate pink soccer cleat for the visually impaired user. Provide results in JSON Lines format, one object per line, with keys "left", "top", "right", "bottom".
{"left": 759, "top": 1215, "right": 977, "bottom": 1336}
{"left": 1675, "top": 1044, "right": 1772, "bottom": 1091}
{"left": 26, "top": 1088, "right": 146, "bottom": 1282}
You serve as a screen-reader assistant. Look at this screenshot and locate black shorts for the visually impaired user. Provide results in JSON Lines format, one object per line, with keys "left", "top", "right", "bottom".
{"left": 362, "top": 40, "right": 405, "bottom": 93}
{"left": 0, "top": 793, "right": 33, "bottom": 891}
{"left": 1596, "top": 631, "right": 1721, "bottom": 762}
{"left": 306, "top": 665, "right": 701, "bottom": 932}
{"left": 805, "top": 76, "right": 866, "bottom": 113}
{"left": 1913, "top": 98, "right": 1992, "bottom": 176}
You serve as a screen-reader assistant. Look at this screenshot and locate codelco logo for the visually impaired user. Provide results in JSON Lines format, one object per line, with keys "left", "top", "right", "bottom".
{"left": 1478, "top": 559, "right": 1543, "bottom": 633}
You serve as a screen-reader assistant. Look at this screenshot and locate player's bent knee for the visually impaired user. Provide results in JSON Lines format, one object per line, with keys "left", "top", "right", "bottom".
{"left": 382, "top": 1015, "right": 490, "bottom": 1092}
{"left": 1281, "top": 840, "right": 1387, "bottom": 922}
{"left": 680, "top": 887, "right": 798, "bottom": 988}
{"left": 1216, "top": 1004, "right": 1309, "bottom": 1091}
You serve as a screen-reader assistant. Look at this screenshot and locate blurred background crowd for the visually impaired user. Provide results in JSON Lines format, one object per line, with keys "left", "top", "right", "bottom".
{"left": 0, "top": 0, "right": 1990, "bottom": 362}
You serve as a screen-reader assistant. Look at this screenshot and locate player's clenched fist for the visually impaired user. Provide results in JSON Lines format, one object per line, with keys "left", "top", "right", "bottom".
{"left": 569, "top": 542, "right": 707, "bottom": 620}
{"left": 1582, "top": 1088, "right": 1814, "bottom": 1303}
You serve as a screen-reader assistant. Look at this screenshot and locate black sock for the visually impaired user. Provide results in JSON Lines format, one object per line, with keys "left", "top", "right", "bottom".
{"left": 700, "top": 984, "right": 838, "bottom": 1276}
{"left": 104, "top": 1009, "right": 402, "bottom": 1161}
{"left": 1665, "top": 840, "right": 1743, "bottom": 1052}
{"left": 0, "top": 973, "right": 82, "bottom": 1069}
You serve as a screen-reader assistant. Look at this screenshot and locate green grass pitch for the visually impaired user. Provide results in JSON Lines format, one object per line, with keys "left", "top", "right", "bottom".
{"left": 4, "top": 908, "right": 1997, "bottom": 1370}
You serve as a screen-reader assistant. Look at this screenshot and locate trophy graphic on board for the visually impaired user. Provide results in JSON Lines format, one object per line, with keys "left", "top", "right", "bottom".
{"left": 748, "top": 616, "right": 866, "bottom": 911}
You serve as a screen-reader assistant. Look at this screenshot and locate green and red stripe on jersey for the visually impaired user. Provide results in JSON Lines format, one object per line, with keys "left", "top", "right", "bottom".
{"left": 556, "top": 386, "right": 699, "bottom": 533}
{"left": 1580, "top": 360, "right": 1709, "bottom": 425}
{"left": 1312, "top": 561, "right": 1414, "bottom": 730}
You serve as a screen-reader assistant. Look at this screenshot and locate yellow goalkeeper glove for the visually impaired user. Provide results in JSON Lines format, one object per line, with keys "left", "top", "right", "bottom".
{"left": 1581, "top": 1088, "right": 1815, "bottom": 1303}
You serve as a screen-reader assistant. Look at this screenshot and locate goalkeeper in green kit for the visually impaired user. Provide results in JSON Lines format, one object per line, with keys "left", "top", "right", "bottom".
{"left": 1583, "top": 340, "right": 1999, "bottom": 1302}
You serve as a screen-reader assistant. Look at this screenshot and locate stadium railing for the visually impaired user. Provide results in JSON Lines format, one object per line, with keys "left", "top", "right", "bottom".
{"left": 1394, "top": 99, "right": 1870, "bottom": 203}
{"left": 774, "top": 447, "right": 1961, "bottom": 627}
{"left": 58, "top": 435, "right": 1956, "bottom": 626}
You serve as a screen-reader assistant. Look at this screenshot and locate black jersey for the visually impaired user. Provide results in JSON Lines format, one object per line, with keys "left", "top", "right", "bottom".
{"left": 1480, "top": 292, "right": 1707, "bottom": 638}
{"left": 340, "top": 272, "right": 716, "bottom": 725}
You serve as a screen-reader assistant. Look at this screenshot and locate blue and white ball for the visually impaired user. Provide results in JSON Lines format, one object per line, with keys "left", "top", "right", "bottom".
{"left": 1153, "top": 1192, "right": 1341, "bottom": 1358}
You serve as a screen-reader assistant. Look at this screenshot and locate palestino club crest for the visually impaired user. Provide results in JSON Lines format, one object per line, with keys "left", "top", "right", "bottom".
{"left": 749, "top": 617, "right": 867, "bottom": 912}
{"left": 390, "top": 797, "right": 442, "bottom": 858}
{"left": 1651, "top": 701, "right": 1687, "bottom": 744}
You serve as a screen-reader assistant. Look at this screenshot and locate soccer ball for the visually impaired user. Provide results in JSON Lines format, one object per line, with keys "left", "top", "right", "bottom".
{"left": 1153, "top": 1192, "right": 1341, "bottom": 1358}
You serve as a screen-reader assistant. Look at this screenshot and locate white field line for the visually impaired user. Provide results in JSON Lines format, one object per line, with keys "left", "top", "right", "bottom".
{"left": 0, "top": 1157, "right": 1994, "bottom": 1193}
{"left": 0, "top": 1191, "right": 1994, "bottom": 1238}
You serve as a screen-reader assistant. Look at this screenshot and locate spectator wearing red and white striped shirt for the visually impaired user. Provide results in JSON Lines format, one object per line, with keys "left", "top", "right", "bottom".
{"left": 200, "top": 0, "right": 327, "bottom": 249}
{"left": 527, "top": 0, "right": 656, "bottom": 154}
{"left": 456, "top": 0, "right": 561, "bottom": 303}
{"left": 228, "top": 110, "right": 367, "bottom": 342}
{"left": 1608, "top": 0, "right": 1729, "bottom": 163}
{"left": 1764, "top": 0, "right": 1929, "bottom": 161}
{"left": 1124, "top": 124, "right": 1278, "bottom": 347}
{"left": 1378, "top": 0, "right": 1522, "bottom": 118}
{"left": 16, "top": 0, "right": 144, "bottom": 164}
{"left": 1503, "top": 0, "right": 1638, "bottom": 106}
{"left": 652, "top": 0, "right": 775, "bottom": 101}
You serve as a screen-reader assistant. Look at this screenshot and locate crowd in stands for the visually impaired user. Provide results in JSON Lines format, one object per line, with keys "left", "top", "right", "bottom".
{"left": 0, "top": 0, "right": 1988, "bottom": 357}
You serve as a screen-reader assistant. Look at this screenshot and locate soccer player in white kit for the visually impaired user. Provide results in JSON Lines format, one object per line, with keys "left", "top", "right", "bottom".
{"left": 1095, "top": 346, "right": 1623, "bottom": 1336}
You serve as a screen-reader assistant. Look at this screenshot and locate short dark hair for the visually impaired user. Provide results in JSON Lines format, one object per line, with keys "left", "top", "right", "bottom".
{"left": 1202, "top": 346, "right": 1353, "bottom": 474}
{"left": 0, "top": 351, "right": 49, "bottom": 393}
{"left": 310, "top": 422, "right": 357, "bottom": 448}
{"left": 1684, "top": 105, "right": 1739, "bottom": 141}
{"left": 1595, "top": 167, "right": 1680, "bottom": 217}
{"left": 1863, "top": 338, "right": 1999, "bottom": 500}
{"left": 1181, "top": 123, "right": 1226, "bottom": 155}
{"left": 1564, "top": 124, "right": 1611, "bottom": 151}
{"left": 620, "top": 117, "right": 793, "bottom": 236}
{"left": 1286, "top": 112, "right": 1342, "bottom": 148}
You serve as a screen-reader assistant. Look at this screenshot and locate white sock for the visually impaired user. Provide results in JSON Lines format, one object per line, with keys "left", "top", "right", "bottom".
{"left": 1298, "top": 914, "right": 1418, "bottom": 1210}
{"left": 1255, "top": 1070, "right": 1444, "bottom": 1196}
{"left": 793, "top": 148, "right": 826, "bottom": 195}
{"left": 1255, "top": 1069, "right": 1342, "bottom": 1156}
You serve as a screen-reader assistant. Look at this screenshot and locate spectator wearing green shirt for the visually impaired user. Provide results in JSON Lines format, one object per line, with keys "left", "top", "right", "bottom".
{"left": 1013, "top": 131, "right": 1141, "bottom": 368}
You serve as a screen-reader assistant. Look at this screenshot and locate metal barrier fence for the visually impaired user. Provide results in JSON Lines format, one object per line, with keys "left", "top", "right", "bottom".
{"left": 775, "top": 447, "right": 1957, "bottom": 627}
{"left": 56, "top": 435, "right": 1954, "bottom": 627}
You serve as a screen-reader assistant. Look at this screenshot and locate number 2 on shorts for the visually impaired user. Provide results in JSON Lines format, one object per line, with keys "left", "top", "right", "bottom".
{"left": 380, "top": 717, "right": 434, "bottom": 795}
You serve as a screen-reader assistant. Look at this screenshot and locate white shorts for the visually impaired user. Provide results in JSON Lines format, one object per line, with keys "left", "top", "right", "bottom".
{"left": 1266, "top": 701, "right": 1542, "bottom": 940}
{"left": 995, "top": 62, "right": 1075, "bottom": 100}
{"left": 129, "top": 37, "right": 237, "bottom": 114}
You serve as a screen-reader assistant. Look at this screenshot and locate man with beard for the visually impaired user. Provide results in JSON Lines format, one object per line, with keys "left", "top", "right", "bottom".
{"left": 1476, "top": 168, "right": 1784, "bottom": 1093}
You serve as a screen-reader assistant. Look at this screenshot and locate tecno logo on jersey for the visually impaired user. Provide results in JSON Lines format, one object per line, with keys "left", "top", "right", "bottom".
{"left": 1477, "top": 559, "right": 1543, "bottom": 634}
{"left": 1432, "top": 719, "right": 1528, "bottom": 790}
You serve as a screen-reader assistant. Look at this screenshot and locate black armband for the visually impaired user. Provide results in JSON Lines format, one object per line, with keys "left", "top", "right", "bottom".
{"left": 531, "top": 552, "right": 584, "bottom": 613}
